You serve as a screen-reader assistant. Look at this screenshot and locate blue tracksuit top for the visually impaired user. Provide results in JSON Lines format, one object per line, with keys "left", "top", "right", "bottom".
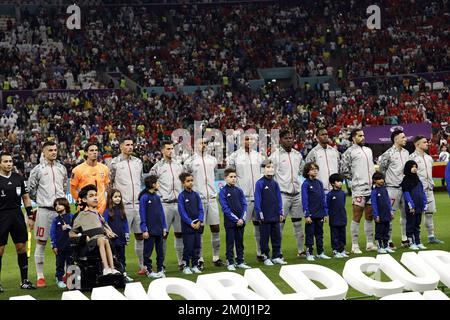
{"left": 326, "top": 189, "right": 347, "bottom": 226}
{"left": 178, "top": 189, "right": 204, "bottom": 233}
{"left": 371, "top": 186, "right": 392, "bottom": 222}
{"left": 219, "top": 184, "right": 248, "bottom": 228}
{"left": 302, "top": 178, "right": 327, "bottom": 219}
{"left": 403, "top": 181, "right": 427, "bottom": 213}
{"left": 139, "top": 191, "right": 167, "bottom": 236}
{"left": 254, "top": 176, "right": 283, "bottom": 222}
{"left": 104, "top": 207, "right": 130, "bottom": 246}
{"left": 50, "top": 213, "right": 74, "bottom": 250}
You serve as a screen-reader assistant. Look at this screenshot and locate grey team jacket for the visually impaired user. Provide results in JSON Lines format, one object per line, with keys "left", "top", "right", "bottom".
{"left": 378, "top": 145, "right": 410, "bottom": 188}
{"left": 226, "top": 148, "right": 263, "bottom": 200}
{"left": 341, "top": 144, "right": 375, "bottom": 197}
{"left": 184, "top": 152, "right": 217, "bottom": 199}
{"left": 305, "top": 144, "right": 340, "bottom": 191}
{"left": 269, "top": 147, "right": 304, "bottom": 195}
{"left": 149, "top": 158, "right": 183, "bottom": 202}
{"left": 28, "top": 159, "right": 68, "bottom": 207}
{"left": 109, "top": 154, "right": 143, "bottom": 205}
{"left": 409, "top": 151, "right": 434, "bottom": 191}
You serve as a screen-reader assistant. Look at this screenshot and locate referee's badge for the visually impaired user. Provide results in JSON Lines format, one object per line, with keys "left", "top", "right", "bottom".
{"left": 16, "top": 187, "right": 22, "bottom": 196}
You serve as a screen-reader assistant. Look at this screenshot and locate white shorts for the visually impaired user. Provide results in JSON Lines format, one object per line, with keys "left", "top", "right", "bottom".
{"left": 351, "top": 195, "right": 371, "bottom": 208}
{"left": 425, "top": 190, "right": 437, "bottom": 214}
{"left": 281, "top": 193, "right": 303, "bottom": 219}
{"left": 35, "top": 207, "right": 58, "bottom": 242}
{"left": 162, "top": 202, "right": 181, "bottom": 233}
{"left": 125, "top": 204, "right": 142, "bottom": 234}
{"left": 202, "top": 198, "right": 220, "bottom": 226}
{"left": 386, "top": 187, "right": 404, "bottom": 212}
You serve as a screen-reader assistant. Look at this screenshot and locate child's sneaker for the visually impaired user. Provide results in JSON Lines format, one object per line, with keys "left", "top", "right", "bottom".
{"left": 155, "top": 271, "right": 166, "bottom": 278}
{"left": 377, "top": 248, "right": 387, "bottom": 254}
{"left": 385, "top": 247, "right": 395, "bottom": 253}
{"left": 103, "top": 268, "right": 112, "bottom": 276}
{"left": 111, "top": 268, "right": 122, "bottom": 275}
{"left": 20, "top": 280, "right": 36, "bottom": 290}
{"left": 182, "top": 267, "right": 193, "bottom": 275}
{"left": 236, "top": 263, "right": 251, "bottom": 269}
{"left": 56, "top": 281, "right": 67, "bottom": 289}
{"left": 351, "top": 244, "right": 362, "bottom": 254}
{"left": 123, "top": 273, "right": 134, "bottom": 283}
{"left": 146, "top": 271, "right": 160, "bottom": 278}
{"left": 409, "top": 243, "right": 419, "bottom": 251}
{"left": 306, "top": 253, "right": 315, "bottom": 261}
{"left": 340, "top": 251, "right": 349, "bottom": 258}
{"left": 333, "top": 251, "right": 343, "bottom": 258}
{"left": 417, "top": 243, "right": 427, "bottom": 250}
{"left": 272, "top": 257, "right": 287, "bottom": 265}
{"left": 263, "top": 258, "right": 274, "bottom": 266}
{"left": 366, "top": 242, "right": 377, "bottom": 251}
{"left": 227, "top": 264, "right": 236, "bottom": 271}
{"left": 191, "top": 266, "right": 202, "bottom": 274}
{"left": 317, "top": 253, "right": 331, "bottom": 260}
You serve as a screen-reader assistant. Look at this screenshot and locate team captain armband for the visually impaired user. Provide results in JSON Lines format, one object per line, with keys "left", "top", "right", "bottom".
{"left": 26, "top": 207, "right": 36, "bottom": 221}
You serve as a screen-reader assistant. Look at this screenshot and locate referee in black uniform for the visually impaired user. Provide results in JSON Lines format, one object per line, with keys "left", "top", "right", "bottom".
{"left": 0, "top": 152, "right": 36, "bottom": 293}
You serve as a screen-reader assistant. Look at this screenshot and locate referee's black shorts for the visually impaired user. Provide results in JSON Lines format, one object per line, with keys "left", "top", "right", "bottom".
{"left": 0, "top": 210, "right": 28, "bottom": 246}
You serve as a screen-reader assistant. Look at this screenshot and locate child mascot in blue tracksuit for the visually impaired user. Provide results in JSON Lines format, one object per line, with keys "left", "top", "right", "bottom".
{"left": 326, "top": 173, "right": 348, "bottom": 258}
{"left": 50, "top": 197, "right": 73, "bottom": 289}
{"left": 302, "top": 162, "right": 330, "bottom": 261}
{"left": 254, "top": 160, "right": 287, "bottom": 266}
{"left": 104, "top": 189, "right": 133, "bottom": 283}
{"left": 401, "top": 160, "right": 428, "bottom": 250}
{"left": 219, "top": 168, "right": 251, "bottom": 271}
{"left": 139, "top": 175, "right": 168, "bottom": 279}
{"left": 371, "top": 172, "right": 394, "bottom": 254}
{"left": 178, "top": 172, "right": 204, "bottom": 275}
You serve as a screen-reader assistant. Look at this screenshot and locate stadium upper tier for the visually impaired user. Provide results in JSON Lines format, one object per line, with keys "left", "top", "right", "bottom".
{"left": 0, "top": 0, "right": 448, "bottom": 90}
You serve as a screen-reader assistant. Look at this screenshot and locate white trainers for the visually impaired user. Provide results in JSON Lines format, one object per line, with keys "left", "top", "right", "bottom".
{"left": 417, "top": 243, "right": 427, "bottom": 250}
{"left": 183, "top": 267, "right": 193, "bottom": 275}
{"left": 377, "top": 248, "right": 387, "bottom": 254}
{"left": 385, "top": 247, "right": 395, "bottom": 253}
{"left": 155, "top": 271, "right": 166, "bottom": 278}
{"left": 227, "top": 264, "right": 236, "bottom": 271}
{"left": 271, "top": 257, "right": 287, "bottom": 265}
{"left": 409, "top": 244, "right": 419, "bottom": 251}
{"left": 306, "top": 254, "right": 315, "bottom": 261}
{"left": 317, "top": 253, "right": 331, "bottom": 259}
{"left": 111, "top": 268, "right": 121, "bottom": 275}
{"left": 236, "top": 263, "right": 251, "bottom": 269}
{"left": 340, "top": 251, "right": 349, "bottom": 258}
{"left": 351, "top": 245, "right": 362, "bottom": 254}
{"left": 333, "top": 251, "right": 344, "bottom": 258}
{"left": 191, "top": 266, "right": 202, "bottom": 274}
{"left": 103, "top": 268, "right": 112, "bottom": 276}
{"left": 366, "top": 243, "right": 377, "bottom": 251}
{"left": 263, "top": 259, "right": 274, "bottom": 266}
{"left": 146, "top": 271, "right": 160, "bottom": 278}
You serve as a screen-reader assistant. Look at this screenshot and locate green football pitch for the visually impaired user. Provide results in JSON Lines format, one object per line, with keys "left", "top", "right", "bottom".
{"left": 1, "top": 192, "right": 449, "bottom": 300}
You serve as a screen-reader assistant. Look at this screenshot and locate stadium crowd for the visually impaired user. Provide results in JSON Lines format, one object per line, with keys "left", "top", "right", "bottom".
{"left": 1, "top": 82, "right": 449, "bottom": 179}
{"left": 1, "top": 0, "right": 448, "bottom": 90}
